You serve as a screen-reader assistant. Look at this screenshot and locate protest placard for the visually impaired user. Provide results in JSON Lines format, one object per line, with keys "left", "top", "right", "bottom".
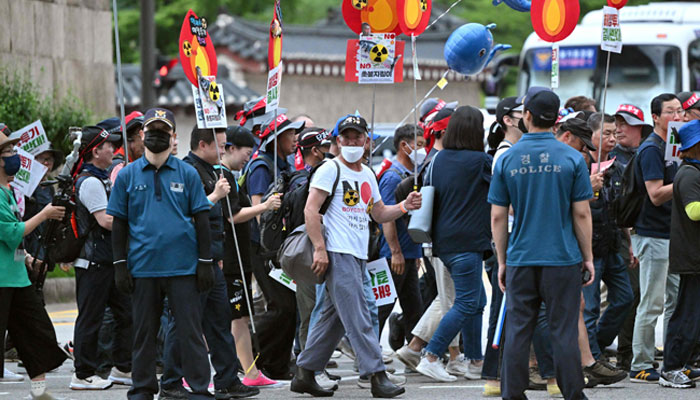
{"left": 665, "top": 121, "right": 685, "bottom": 163}
{"left": 266, "top": 62, "right": 283, "bottom": 113}
{"left": 13, "top": 120, "right": 50, "bottom": 156}
{"left": 601, "top": 6, "right": 623, "bottom": 54}
{"left": 551, "top": 44, "right": 560, "bottom": 89}
{"left": 9, "top": 148, "right": 48, "bottom": 197}
{"left": 269, "top": 267, "right": 297, "bottom": 292}
{"left": 358, "top": 33, "right": 398, "bottom": 85}
{"left": 193, "top": 75, "right": 226, "bottom": 129}
{"left": 367, "top": 258, "right": 398, "bottom": 307}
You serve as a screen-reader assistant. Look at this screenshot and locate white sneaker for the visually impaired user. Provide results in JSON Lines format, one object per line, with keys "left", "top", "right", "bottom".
{"left": 396, "top": 346, "right": 421, "bottom": 371}
{"left": 416, "top": 357, "right": 457, "bottom": 382}
{"left": 357, "top": 372, "right": 407, "bottom": 388}
{"left": 338, "top": 337, "right": 356, "bottom": 360}
{"left": 1, "top": 368, "right": 24, "bottom": 382}
{"left": 465, "top": 360, "right": 483, "bottom": 380}
{"left": 108, "top": 367, "right": 132, "bottom": 386}
{"left": 331, "top": 350, "right": 342, "bottom": 359}
{"left": 445, "top": 354, "right": 470, "bottom": 376}
{"left": 69, "top": 374, "right": 112, "bottom": 390}
{"left": 316, "top": 372, "right": 338, "bottom": 391}
{"left": 382, "top": 353, "right": 393, "bottom": 364}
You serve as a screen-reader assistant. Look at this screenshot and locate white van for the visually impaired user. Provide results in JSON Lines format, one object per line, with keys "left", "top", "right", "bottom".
{"left": 517, "top": 2, "right": 700, "bottom": 118}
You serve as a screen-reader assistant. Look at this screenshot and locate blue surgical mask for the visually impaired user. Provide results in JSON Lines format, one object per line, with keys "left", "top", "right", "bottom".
{"left": 1, "top": 154, "right": 21, "bottom": 176}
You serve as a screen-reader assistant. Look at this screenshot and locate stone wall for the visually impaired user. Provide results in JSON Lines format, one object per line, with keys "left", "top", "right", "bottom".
{"left": 0, "top": 0, "right": 115, "bottom": 117}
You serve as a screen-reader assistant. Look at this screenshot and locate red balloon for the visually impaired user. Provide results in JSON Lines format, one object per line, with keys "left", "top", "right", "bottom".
{"left": 178, "top": 9, "right": 218, "bottom": 87}
{"left": 396, "top": 0, "right": 432, "bottom": 36}
{"left": 342, "top": 0, "right": 403, "bottom": 35}
{"left": 607, "top": 0, "right": 628, "bottom": 10}
{"left": 530, "top": 0, "right": 580, "bottom": 43}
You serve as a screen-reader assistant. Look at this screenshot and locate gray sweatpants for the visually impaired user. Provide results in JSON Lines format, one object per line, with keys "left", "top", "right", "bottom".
{"left": 296, "top": 251, "right": 385, "bottom": 376}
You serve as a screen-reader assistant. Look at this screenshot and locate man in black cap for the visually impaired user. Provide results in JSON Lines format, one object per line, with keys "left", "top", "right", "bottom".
{"left": 679, "top": 92, "right": 700, "bottom": 122}
{"left": 69, "top": 125, "right": 133, "bottom": 391}
{"left": 489, "top": 87, "right": 594, "bottom": 400}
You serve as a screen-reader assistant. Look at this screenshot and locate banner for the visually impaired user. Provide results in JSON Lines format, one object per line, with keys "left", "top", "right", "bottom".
{"left": 601, "top": 6, "right": 623, "bottom": 54}
{"left": 10, "top": 148, "right": 48, "bottom": 197}
{"left": 358, "top": 33, "right": 399, "bottom": 84}
{"left": 266, "top": 62, "right": 283, "bottom": 113}
{"left": 665, "top": 121, "right": 685, "bottom": 163}
{"left": 193, "top": 75, "right": 227, "bottom": 129}
{"left": 13, "top": 120, "right": 49, "bottom": 155}
{"left": 345, "top": 39, "right": 404, "bottom": 83}
{"left": 367, "top": 258, "right": 398, "bottom": 307}
{"left": 551, "top": 43, "right": 560, "bottom": 89}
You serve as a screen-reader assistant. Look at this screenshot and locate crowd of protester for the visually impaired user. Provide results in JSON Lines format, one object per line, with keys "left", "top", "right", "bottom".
{"left": 1, "top": 87, "right": 700, "bottom": 400}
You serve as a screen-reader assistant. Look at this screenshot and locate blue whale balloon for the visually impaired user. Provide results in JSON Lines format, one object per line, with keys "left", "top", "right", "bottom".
{"left": 444, "top": 23, "right": 511, "bottom": 76}
{"left": 492, "top": 0, "right": 531, "bottom": 12}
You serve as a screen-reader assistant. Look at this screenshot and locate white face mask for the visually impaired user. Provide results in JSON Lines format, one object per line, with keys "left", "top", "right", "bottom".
{"left": 405, "top": 146, "right": 427, "bottom": 166}
{"left": 341, "top": 146, "right": 365, "bottom": 163}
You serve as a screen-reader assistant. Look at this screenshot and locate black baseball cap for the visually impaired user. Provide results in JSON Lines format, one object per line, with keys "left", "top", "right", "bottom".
{"left": 496, "top": 96, "right": 523, "bottom": 125}
{"left": 560, "top": 118, "right": 597, "bottom": 151}
{"left": 298, "top": 128, "right": 331, "bottom": 149}
{"left": 517, "top": 87, "right": 560, "bottom": 123}
{"left": 80, "top": 126, "right": 122, "bottom": 153}
{"left": 225, "top": 125, "right": 256, "bottom": 148}
{"left": 337, "top": 115, "right": 369, "bottom": 136}
{"left": 144, "top": 108, "right": 176, "bottom": 130}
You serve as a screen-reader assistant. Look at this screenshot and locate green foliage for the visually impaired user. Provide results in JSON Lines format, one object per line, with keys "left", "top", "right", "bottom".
{"left": 47, "top": 267, "right": 76, "bottom": 279}
{"left": 0, "top": 69, "right": 92, "bottom": 155}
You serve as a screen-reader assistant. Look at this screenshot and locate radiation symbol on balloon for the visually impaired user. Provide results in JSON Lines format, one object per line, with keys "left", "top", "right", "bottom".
{"left": 420, "top": 0, "right": 428, "bottom": 11}
{"left": 182, "top": 41, "right": 192, "bottom": 57}
{"left": 208, "top": 82, "right": 220, "bottom": 102}
{"left": 352, "top": 0, "right": 368, "bottom": 10}
{"left": 343, "top": 189, "right": 360, "bottom": 206}
{"left": 370, "top": 44, "right": 388, "bottom": 64}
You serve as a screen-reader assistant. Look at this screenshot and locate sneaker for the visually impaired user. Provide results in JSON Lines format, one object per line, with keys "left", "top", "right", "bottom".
{"left": 483, "top": 381, "right": 501, "bottom": 397}
{"left": 338, "top": 337, "right": 355, "bottom": 360}
{"left": 182, "top": 378, "right": 215, "bottom": 394}
{"left": 215, "top": 381, "right": 260, "bottom": 399}
{"left": 546, "top": 383, "right": 563, "bottom": 398}
{"left": 4, "top": 347, "right": 19, "bottom": 362}
{"left": 325, "top": 360, "right": 338, "bottom": 369}
{"left": 108, "top": 367, "right": 132, "bottom": 386}
{"left": 358, "top": 372, "right": 406, "bottom": 388}
{"left": 630, "top": 368, "right": 660, "bottom": 383}
{"left": 315, "top": 372, "right": 339, "bottom": 391}
{"left": 1, "top": 368, "right": 24, "bottom": 382}
{"left": 158, "top": 385, "right": 189, "bottom": 399}
{"left": 659, "top": 369, "right": 696, "bottom": 389}
{"left": 445, "top": 354, "right": 470, "bottom": 376}
{"left": 382, "top": 353, "right": 393, "bottom": 364}
{"left": 465, "top": 360, "right": 483, "bottom": 380}
{"left": 396, "top": 346, "right": 421, "bottom": 371}
{"left": 528, "top": 366, "right": 546, "bottom": 390}
{"left": 242, "top": 372, "right": 283, "bottom": 388}
{"left": 69, "top": 374, "right": 113, "bottom": 390}
{"left": 416, "top": 357, "right": 457, "bottom": 382}
{"left": 583, "top": 360, "right": 627, "bottom": 385}
{"left": 324, "top": 370, "right": 341, "bottom": 382}
{"left": 682, "top": 366, "right": 700, "bottom": 381}
{"left": 331, "top": 350, "right": 342, "bottom": 359}
{"left": 655, "top": 347, "right": 664, "bottom": 360}
{"left": 61, "top": 341, "right": 75, "bottom": 361}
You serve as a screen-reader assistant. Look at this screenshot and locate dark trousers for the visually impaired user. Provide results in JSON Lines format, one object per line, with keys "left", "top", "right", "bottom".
{"left": 250, "top": 243, "right": 296, "bottom": 376}
{"left": 663, "top": 275, "right": 700, "bottom": 371}
{"left": 582, "top": 253, "right": 634, "bottom": 359}
{"left": 0, "top": 285, "right": 66, "bottom": 379}
{"left": 378, "top": 258, "right": 423, "bottom": 343}
{"left": 419, "top": 255, "right": 438, "bottom": 313}
{"left": 74, "top": 264, "right": 132, "bottom": 379}
{"left": 502, "top": 265, "right": 584, "bottom": 400}
{"left": 129, "top": 276, "right": 212, "bottom": 400}
{"left": 616, "top": 264, "right": 641, "bottom": 362}
{"left": 162, "top": 266, "right": 241, "bottom": 391}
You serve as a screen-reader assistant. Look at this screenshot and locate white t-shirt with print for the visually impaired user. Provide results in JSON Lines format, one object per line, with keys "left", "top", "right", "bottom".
{"left": 310, "top": 159, "right": 382, "bottom": 260}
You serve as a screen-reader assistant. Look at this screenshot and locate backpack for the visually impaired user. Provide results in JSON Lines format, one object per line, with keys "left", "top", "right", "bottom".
{"left": 238, "top": 153, "right": 274, "bottom": 191}
{"left": 613, "top": 134, "right": 664, "bottom": 228}
{"left": 259, "top": 159, "right": 341, "bottom": 258}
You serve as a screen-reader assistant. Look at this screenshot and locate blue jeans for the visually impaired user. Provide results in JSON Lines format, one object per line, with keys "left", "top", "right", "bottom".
{"left": 582, "top": 252, "right": 633, "bottom": 360}
{"left": 425, "top": 252, "right": 486, "bottom": 360}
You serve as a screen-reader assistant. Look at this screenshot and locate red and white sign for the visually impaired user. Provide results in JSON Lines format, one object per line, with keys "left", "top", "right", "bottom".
{"left": 13, "top": 120, "right": 49, "bottom": 155}
{"left": 367, "top": 258, "right": 397, "bottom": 307}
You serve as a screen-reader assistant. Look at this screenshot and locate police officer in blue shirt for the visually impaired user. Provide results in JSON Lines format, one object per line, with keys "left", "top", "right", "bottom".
{"left": 107, "top": 108, "right": 216, "bottom": 400}
{"left": 489, "top": 87, "right": 595, "bottom": 400}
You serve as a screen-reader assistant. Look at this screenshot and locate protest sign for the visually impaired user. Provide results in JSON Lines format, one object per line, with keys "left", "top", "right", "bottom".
{"left": 665, "top": 121, "right": 684, "bottom": 163}
{"left": 345, "top": 39, "right": 404, "bottom": 83}
{"left": 193, "top": 75, "right": 226, "bottom": 129}
{"left": 179, "top": 9, "right": 217, "bottom": 87}
{"left": 13, "top": 120, "right": 50, "bottom": 156}
{"left": 269, "top": 267, "right": 296, "bottom": 292}
{"left": 367, "top": 258, "right": 398, "bottom": 307}
{"left": 10, "top": 148, "right": 48, "bottom": 197}
{"left": 358, "top": 33, "right": 399, "bottom": 84}
{"left": 551, "top": 43, "right": 560, "bottom": 89}
{"left": 266, "top": 62, "right": 283, "bottom": 114}
{"left": 601, "top": 6, "right": 623, "bottom": 54}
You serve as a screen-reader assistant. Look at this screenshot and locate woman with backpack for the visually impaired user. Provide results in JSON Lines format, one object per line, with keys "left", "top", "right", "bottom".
{"left": 415, "top": 106, "right": 491, "bottom": 382}
{"left": 0, "top": 128, "right": 68, "bottom": 399}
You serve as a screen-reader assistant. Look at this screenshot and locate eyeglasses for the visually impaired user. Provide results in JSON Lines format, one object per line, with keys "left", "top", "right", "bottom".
{"left": 661, "top": 109, "right": 686, "bottom": 117}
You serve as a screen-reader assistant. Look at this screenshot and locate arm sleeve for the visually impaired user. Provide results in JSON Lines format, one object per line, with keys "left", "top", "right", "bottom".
{"left": 107, "top": 172, "right": 128, "bottom": 219}
{"left": 639, "top": 146, "right": 665, "bottom": 182}
{"left": 487, "top": 156, "right": 510, "bottom": 206}
{"left": 79, "top": 177, "right": 108, "bottom": 213}
{"left": 194, "top": 210, "right": 212, "bottom": 260}
{"left": 247, "top": 165, "right": 272, "bottom": 196}
{"left": 310, "top": 161, "right": 336, "bottom": 195}
{"left": 111, "top": 216, "right": 128, "bottom": 262}
{"left": 572, "top": 156, "right": 594, "bottom": 202}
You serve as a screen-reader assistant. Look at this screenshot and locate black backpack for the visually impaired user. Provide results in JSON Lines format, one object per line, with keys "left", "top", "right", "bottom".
{"left": 613, "top": 134, "right": 664, "bottom": 228}
{"left": 259, "top": 159, "right": 341, "bottom": 258}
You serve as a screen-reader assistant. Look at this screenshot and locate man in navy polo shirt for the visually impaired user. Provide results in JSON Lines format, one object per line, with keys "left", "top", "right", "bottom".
{"left": 107, "top": 108, "right": 216, "bottom": 400}
{"left": 489, "top": 87, "right": 594, "bottom": 400}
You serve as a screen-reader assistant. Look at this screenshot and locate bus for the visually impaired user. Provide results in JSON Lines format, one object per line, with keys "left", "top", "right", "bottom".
{"left": 517, "top": 2, "right": 700, "bottom": 118}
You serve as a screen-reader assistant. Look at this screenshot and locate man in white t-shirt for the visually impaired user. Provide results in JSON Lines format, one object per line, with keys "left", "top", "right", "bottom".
{"left": 291, "top": 115, "right": 422, "bottom": 398}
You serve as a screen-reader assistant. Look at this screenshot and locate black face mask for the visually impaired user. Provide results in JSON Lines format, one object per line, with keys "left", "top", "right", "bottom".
{"left": 518, "top": 118, "right": 528, "bottom": 133}
{"left": 144, "top": 129, "right": 171, "bottom": 153}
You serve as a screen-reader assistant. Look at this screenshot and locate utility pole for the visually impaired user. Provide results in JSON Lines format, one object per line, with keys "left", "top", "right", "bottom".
{"left": 140, "top": 0, "right": 156, "bottom": 109}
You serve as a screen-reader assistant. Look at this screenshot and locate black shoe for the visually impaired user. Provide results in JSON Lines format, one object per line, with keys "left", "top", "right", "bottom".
{"left": 370, "top": 371, "right": 405, "bottom": 398}
{"left": 215, "top": 381, "right": 260, "bottom": 399}
{"left": 159, "top": 385, "right": 189, "bottom": 400}
{"left": 290, "top": 366, "right": 334, "bottom": 397}
{"left": 388, "top": 313, "right": 405, "bottom": 351}
{"left": 584, "top": 360, "right": 627, "bottom": 385}
{"left": 324, "top": 370, "right": 341, "bottom": 381}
